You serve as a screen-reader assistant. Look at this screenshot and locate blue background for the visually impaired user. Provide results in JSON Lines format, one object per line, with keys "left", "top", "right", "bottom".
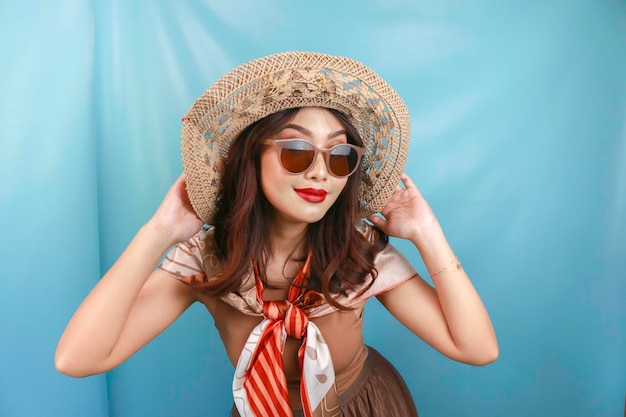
{"left": 1, "top": 1, "right": 624, "bottom": 416}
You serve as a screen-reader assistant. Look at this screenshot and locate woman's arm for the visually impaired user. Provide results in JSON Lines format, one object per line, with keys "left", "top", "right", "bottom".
{"left": 370, "top": 173, "right": 498, "bottom": 366}
{"left": 55, "top": 175, "right": 204, "bottom": 377}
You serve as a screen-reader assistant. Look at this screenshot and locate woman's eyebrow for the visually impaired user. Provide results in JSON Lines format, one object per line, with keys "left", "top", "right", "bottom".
{"left": 282, "top": 123, "right": 347, "bottom": 139}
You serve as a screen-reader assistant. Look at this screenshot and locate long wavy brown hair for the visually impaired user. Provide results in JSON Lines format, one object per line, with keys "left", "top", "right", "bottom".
{"left": 191, "top": 107, "right": 388, "bottom": 310}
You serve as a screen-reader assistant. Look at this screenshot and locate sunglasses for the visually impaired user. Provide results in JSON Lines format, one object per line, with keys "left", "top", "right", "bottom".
{"left": 263, "top": 139, "right": 365, "bottom": 178}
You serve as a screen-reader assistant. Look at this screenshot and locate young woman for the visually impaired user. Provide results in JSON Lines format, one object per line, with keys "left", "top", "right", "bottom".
{"left": 56, "top": 52, "right": 498, "bottom": 417}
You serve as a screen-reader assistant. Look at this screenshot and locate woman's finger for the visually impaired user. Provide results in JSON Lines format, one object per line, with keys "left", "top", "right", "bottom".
{"left": 400, "top": 173, "right": 416, "bottom": 189}
{"left": 368, "top": 215, "right": 385, "bottom": 229}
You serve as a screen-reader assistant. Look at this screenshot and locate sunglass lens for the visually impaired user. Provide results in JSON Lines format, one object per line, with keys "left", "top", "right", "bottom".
{"left": 280, "top": 142, "right": 315, "bottom": 173}
{"left": 329, "top": 145, "right": 359, "bottom": 177}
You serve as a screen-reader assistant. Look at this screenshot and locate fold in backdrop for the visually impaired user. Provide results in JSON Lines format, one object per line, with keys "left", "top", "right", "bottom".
{"left": 1, "top": 1, "right": 625, "bottom": 416}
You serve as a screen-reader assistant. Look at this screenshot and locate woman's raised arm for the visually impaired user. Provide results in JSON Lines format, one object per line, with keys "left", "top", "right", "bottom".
{"left": 55, "top": 175, "right": 204, "bottom": 377}
{"left": 370, "top": 173, "right": 498, "bottom": 365}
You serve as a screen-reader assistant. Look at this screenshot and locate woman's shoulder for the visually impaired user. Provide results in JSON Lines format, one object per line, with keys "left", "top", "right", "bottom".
{"left": 159, "top": 226, "right": 223, "bottom": 280}
{"left": 191, "top": 226, "right": 223, "bottom": 274}
{"left": 356, "top": 221, "right": 417, "bottom": 297}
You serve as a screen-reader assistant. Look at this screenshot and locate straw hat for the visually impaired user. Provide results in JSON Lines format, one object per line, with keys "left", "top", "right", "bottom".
{"left": 181, "top": 51, "right": 410, "bottom": 224}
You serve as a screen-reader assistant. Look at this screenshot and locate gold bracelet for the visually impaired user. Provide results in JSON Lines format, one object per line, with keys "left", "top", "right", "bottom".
{"left": 429, "top": 256, "right": 462, "bottom": 277}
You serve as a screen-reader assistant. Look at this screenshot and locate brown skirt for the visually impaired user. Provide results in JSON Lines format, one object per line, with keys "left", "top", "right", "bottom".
{"left": 229, "top": 346, "right": 418, "bottom": 417}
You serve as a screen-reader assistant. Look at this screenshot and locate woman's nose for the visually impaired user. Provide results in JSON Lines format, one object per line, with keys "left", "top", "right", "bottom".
{"left": 304, "top": 151, "right": 328, "bottom": 180}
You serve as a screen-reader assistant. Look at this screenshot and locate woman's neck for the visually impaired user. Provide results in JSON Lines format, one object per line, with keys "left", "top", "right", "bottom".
{"left": 268, "top": 222, "right": 308, "bottom": 259}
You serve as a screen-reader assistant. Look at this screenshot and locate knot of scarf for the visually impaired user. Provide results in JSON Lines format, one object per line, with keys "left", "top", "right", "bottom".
{"left": 263, "top": 300, "right": 308, "bottom": 340}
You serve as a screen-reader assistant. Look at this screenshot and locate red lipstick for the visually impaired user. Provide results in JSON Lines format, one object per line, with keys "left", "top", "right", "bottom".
{"left": 295, "top": 188, "right": 328, "bottom": 203}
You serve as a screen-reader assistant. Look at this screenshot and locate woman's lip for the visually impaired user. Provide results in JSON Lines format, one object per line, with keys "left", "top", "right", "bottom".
{"left": 295, "top": 188, "right": 328, "bottom": 203}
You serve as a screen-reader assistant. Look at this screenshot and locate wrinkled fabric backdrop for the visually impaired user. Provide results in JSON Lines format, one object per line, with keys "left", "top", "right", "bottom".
{"left": 1, "top": 1, "right": 625, "bottom": 416}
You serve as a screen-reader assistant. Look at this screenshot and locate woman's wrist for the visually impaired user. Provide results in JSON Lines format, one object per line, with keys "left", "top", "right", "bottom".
{"left": 141, "top": 219, "right": 181, "bottom": 251}
{"left": 409, "top": 222, "right": 460, "bottom": 275}
{"left": 408, "top": 220, "right": 445, "bottom": 249}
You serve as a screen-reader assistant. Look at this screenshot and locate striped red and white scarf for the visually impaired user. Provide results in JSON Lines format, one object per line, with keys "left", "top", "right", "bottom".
{"left": 232, "top": 255, "right": 340, "bottom": 417}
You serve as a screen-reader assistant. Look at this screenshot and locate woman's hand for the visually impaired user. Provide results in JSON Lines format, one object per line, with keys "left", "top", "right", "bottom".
{"left": 368, "top": 173, "right": 439, "bottom": 243}
{"left": 148, "top": 174, "right": 204, "bottom": 244}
